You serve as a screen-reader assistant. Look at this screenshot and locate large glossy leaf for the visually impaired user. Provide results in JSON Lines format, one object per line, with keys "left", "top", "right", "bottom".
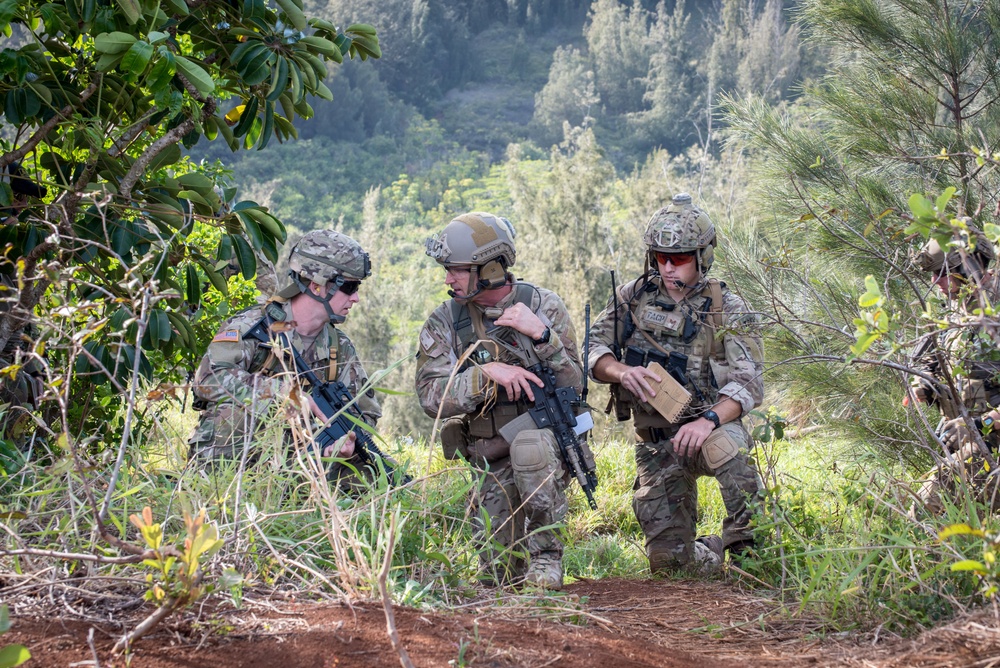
{"left": 230, "top": 233, "right": 256, "bottom": 279}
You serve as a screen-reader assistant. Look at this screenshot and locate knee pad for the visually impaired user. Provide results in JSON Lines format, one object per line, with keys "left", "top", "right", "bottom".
{"left": 511, "top": 429, "right": 555, "bottom": 473}
{"left": 702, "top": 423, "right": 749, "bottom": 471}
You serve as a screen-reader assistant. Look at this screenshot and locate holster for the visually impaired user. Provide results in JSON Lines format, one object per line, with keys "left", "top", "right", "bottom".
{"left": 606, "top": 384, "right": 632, "bottom": 422}
{"left": 439, "top": 417, "right": 471, "bottom": 460}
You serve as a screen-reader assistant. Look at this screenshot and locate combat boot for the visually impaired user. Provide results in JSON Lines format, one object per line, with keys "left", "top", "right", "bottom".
{"left": 692, "top": 535, "right": 724, "bottom": 574}
{"left": 524, "top": 551, "right": 563, "bottom": 590}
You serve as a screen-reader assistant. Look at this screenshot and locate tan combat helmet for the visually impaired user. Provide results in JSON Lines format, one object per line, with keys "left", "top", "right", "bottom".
{"left": 915, "top": 227, "right": 994, "bottom": 279}
{"left": 643, "top": 193, "right": 717, "bottom": 275}
{"left": 277, "top": 229, "right": 371, "bottom": 323}
{"left": 425, "top": 212, "right": 516, "bottom": 298}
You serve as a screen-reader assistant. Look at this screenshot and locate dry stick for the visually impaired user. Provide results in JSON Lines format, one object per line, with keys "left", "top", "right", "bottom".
{"left": 0, "top": 548, "right": 151, "bottom": 564}
{"left": 378, "top": 512, "right": 414, "bottom": 668}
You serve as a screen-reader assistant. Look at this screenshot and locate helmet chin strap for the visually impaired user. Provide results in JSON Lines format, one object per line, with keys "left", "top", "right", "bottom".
{"left": 294, "top": 273, "right": 346, "bottom": 325}
{"left": 447, "top": 261, "right": 507, "bottom": 301}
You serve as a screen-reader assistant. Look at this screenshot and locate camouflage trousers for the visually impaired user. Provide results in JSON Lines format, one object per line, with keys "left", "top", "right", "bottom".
{"left": 913, "top": 440, "right": 1000, "bottom": 515}
{"left": 633, "top": 421, "right": 762, "bottom": 572}
{"left": 471, "top": 428, "right": 568, "bottom": 584}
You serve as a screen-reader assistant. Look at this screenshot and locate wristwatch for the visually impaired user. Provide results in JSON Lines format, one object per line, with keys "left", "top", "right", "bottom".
{"left": 984, "top": 415, "right": 996, "bottom": 429}
{"left": 703, "top": 410, "right": 721, "bottom": 429}
{"left": 532, "top": 327, "right": 551, "bottom": 345}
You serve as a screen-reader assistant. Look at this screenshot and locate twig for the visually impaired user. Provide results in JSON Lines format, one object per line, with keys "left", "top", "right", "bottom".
{"left": 378, "top": 512, "right": 414, "bottom": 668}
{"left": 87, "top": 627, "right": 102, "bottom": 668}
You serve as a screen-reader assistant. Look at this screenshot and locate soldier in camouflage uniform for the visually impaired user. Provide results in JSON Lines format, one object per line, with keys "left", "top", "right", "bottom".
{"left": 0, "top": 274, "right": 44, "bottom": 454}
{"left": 415, "top": 212, "right": 586, "bottom": 590}
{"left": 188, "top": 230, "right": 382, "bottom": 482}
{"left": 589, "top": 193, "right": 764, "bottom": 574}
{"left": 910, "top": 232, "right": 1000, "bottom": 514}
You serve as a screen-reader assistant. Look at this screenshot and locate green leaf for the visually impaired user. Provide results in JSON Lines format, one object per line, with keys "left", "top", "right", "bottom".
{"left": 236, "top": 211, "right": 263, "bottom": 250}
{"left": 935, "top": 186, "right": 956, "bottom": 213}
{"left": 174, "top": 55, "right": 215, "bottom": 96}
{"left": 950, "top": 559, "right": 987, "bottom": 573}
{"left": 120, "top": 39, "right": 154, "bottom": 74}
{"left": 219, "top": 568, "right": 244, "bottom": 589}
{"left": 185, "top": 263, "right": 201, "bottom": 305}
{"left": 94, "top": 31, "right": 138, "bottom": 54}
{"left": 908, "top": 193, "right": 936, "bottom": 221}
{"left": 0, "top": 644, "right": 31, "bottom": 667}
{"left": 114, "top": 0, "right": 141, "bottom": 24}
{"left": 858, "top": 275, "right": 883, "bottom": 308}
{"left": 939, "top": 523, "right": 985, "bottom": 540}
{"left": 0, "top": 604, "right": 9, "bottom": 633}
{"left": 230, "top": 234, "right": 256, "bottom": 279}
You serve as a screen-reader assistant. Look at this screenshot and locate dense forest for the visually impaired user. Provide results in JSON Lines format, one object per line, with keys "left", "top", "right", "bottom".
{"left": 4, "top": 0, "right": 1000, "bottom": 663}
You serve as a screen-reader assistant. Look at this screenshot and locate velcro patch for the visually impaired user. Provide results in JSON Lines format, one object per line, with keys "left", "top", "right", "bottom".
{"left": 212, "top": 329, "right": 241, "bottom": 343}
{"left": 419, "top": 329, "right": 437, "bottom": 353}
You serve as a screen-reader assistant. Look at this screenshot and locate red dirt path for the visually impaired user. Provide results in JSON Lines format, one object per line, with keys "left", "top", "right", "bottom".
{"left": 6, "top": 577, "right": 1000, "bottom": 667}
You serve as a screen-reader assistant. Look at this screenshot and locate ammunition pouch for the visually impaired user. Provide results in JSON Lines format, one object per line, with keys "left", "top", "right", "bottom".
{"left": 439, "top": 417, "right": 471, "bottom": 460}
{"left": 468, "top": 402, "right": 522, "bottom": 439}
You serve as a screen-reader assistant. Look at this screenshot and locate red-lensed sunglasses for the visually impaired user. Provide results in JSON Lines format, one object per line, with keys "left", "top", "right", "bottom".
{"left": 338, "top": 280, "right": 362, "bottom": 295}
{"left": 653, "top": 251, "right": 697, "bottom": 267}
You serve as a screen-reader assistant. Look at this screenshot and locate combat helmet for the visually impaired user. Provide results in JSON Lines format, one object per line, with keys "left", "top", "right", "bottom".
{"left": 425, "top": 212, "right": 516, "bottom": 298}
{"left": 277, "top": 229, "right": 371, "bottom": 323}
{"left": 643, "top": 193, "right": 716, "bottom": 275}
{"left": 915, "top": 226, "right": 995, "bottom": 280}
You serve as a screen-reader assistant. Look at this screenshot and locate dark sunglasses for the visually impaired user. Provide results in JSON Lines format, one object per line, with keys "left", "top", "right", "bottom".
{"left": 653, "top": 251, "right": 697, "bottom": 267}
{"left": 338, "top": 280, "right": 362, "bottom": 295}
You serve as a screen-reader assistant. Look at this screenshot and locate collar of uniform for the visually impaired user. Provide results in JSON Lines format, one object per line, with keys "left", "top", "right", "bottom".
{"left": 280, "top": 300, "right": 334, "bottom": 361}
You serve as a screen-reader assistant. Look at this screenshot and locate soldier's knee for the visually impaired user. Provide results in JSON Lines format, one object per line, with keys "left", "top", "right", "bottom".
{"left": 702, "top": 423, "right": 750, "bottom": 471}
{"left": 511, "top": 430, "right": 555, "bottom": 473}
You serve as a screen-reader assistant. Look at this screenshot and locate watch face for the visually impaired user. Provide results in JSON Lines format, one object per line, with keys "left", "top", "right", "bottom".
{"left": 985, "top": 417, "right": 995, "bottom": 428}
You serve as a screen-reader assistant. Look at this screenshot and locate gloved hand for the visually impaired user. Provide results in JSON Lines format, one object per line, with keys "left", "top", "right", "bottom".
{"left": 939, "top": 417, "right": 972, "bottom": 453}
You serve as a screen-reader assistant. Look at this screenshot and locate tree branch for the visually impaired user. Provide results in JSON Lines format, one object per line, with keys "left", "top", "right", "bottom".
{"left": 0, "top": 79, "right": 101, "bottom": 170}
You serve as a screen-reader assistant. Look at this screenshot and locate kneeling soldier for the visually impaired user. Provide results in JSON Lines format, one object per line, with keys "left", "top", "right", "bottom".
{"left": 415, "top": 212, "right": 588, "bottom": 589}
{"left": 589, "top": 194, "right": 764, "bottom": 573}
{"left": 188, "top": 230, "right": 382, "bottom": 482}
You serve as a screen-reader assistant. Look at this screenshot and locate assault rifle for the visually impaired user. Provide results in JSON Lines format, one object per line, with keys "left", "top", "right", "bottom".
{"left": 243, "top": 312, "right": 410, "bottom": 486}
{"left": 488, "top": 321, "right": 599, "bottom": 510}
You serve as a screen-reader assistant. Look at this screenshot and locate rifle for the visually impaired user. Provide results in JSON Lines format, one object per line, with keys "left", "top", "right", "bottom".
{"left": 489, "top": 323, "right": 599, "bottom": 510}
{"left": 582, "top": 303, "right": 591, "bottom": 407}
{"left": 243, "top": 312, "right": 410, "bottom": 486}
{"left": 608, "top": 270, "right": 631, "bottom": 421}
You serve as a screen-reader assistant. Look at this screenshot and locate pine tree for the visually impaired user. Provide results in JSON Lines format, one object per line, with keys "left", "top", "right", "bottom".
{"left": 725, "top": 0, "right": 1000, "bottom": 461}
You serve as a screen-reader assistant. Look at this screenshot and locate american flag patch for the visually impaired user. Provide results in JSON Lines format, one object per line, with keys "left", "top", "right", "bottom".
{"left": 212, "top": 329, "right": 241, "bottom": 343}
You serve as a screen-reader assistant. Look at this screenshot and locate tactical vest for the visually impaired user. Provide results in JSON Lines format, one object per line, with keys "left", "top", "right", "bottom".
{"left": 621, "top": 276, "right": 728, "bottom": 429}
{"left": 449, "top": 282, "right": 541, "bottom": 439}
{"left": 946, "top": 328, "right": 1000, "bottom": 415}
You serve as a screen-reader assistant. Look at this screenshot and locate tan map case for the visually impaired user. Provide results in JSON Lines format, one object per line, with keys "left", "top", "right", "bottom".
{"left": 645, "top": 361, "right": 691, "bottom": 423}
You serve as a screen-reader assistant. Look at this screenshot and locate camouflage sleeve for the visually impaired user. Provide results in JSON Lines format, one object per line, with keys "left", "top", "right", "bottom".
{"left": 587, "top": 279, "right": 640, "bottom": 380}
{"left": 191, "top": 309, "right": 286, "bottom": 410}
{"left": 535, "top": 288, "right": 583, "bottom": 393}
{"left": 414, "top": 303, "right": 490, "bottom": 419}
{"left": 335, "top": 331, "right": 382, "bottom": 427}
{"left": 717, "top": 289, "right": 764, "bottom": 415}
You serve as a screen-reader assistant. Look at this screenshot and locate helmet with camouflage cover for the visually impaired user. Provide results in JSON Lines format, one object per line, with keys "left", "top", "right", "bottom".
{"left": 915, "top": 227, "right": 995, "bottom": 279}
{"left": 277, "top": 230, "right": 371, "bottom": 324}
{"left": 425, "top": 212, "right": 517, "bottom": 297}
{"left": 643, "top": 193, "right": 716, "bottom": 274}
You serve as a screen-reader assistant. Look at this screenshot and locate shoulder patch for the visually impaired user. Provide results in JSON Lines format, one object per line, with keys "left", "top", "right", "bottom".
{"left": 212, "top": 329, "right": 241, "bottom": 343}
{"left": 419, "top": 328, "right": 436, "bottom": 353}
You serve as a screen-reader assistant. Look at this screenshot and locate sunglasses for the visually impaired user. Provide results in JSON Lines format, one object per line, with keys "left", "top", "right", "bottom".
{"left": 338, "top": 280, "right": 362, "bottom": 295}
{"left": 653, "top": 251, "right": 697, "bottom": 267}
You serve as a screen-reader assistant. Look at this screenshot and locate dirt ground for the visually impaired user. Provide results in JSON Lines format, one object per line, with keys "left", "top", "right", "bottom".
{"left": 6, "top": 577, "right": 1000, "bottom": 667}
